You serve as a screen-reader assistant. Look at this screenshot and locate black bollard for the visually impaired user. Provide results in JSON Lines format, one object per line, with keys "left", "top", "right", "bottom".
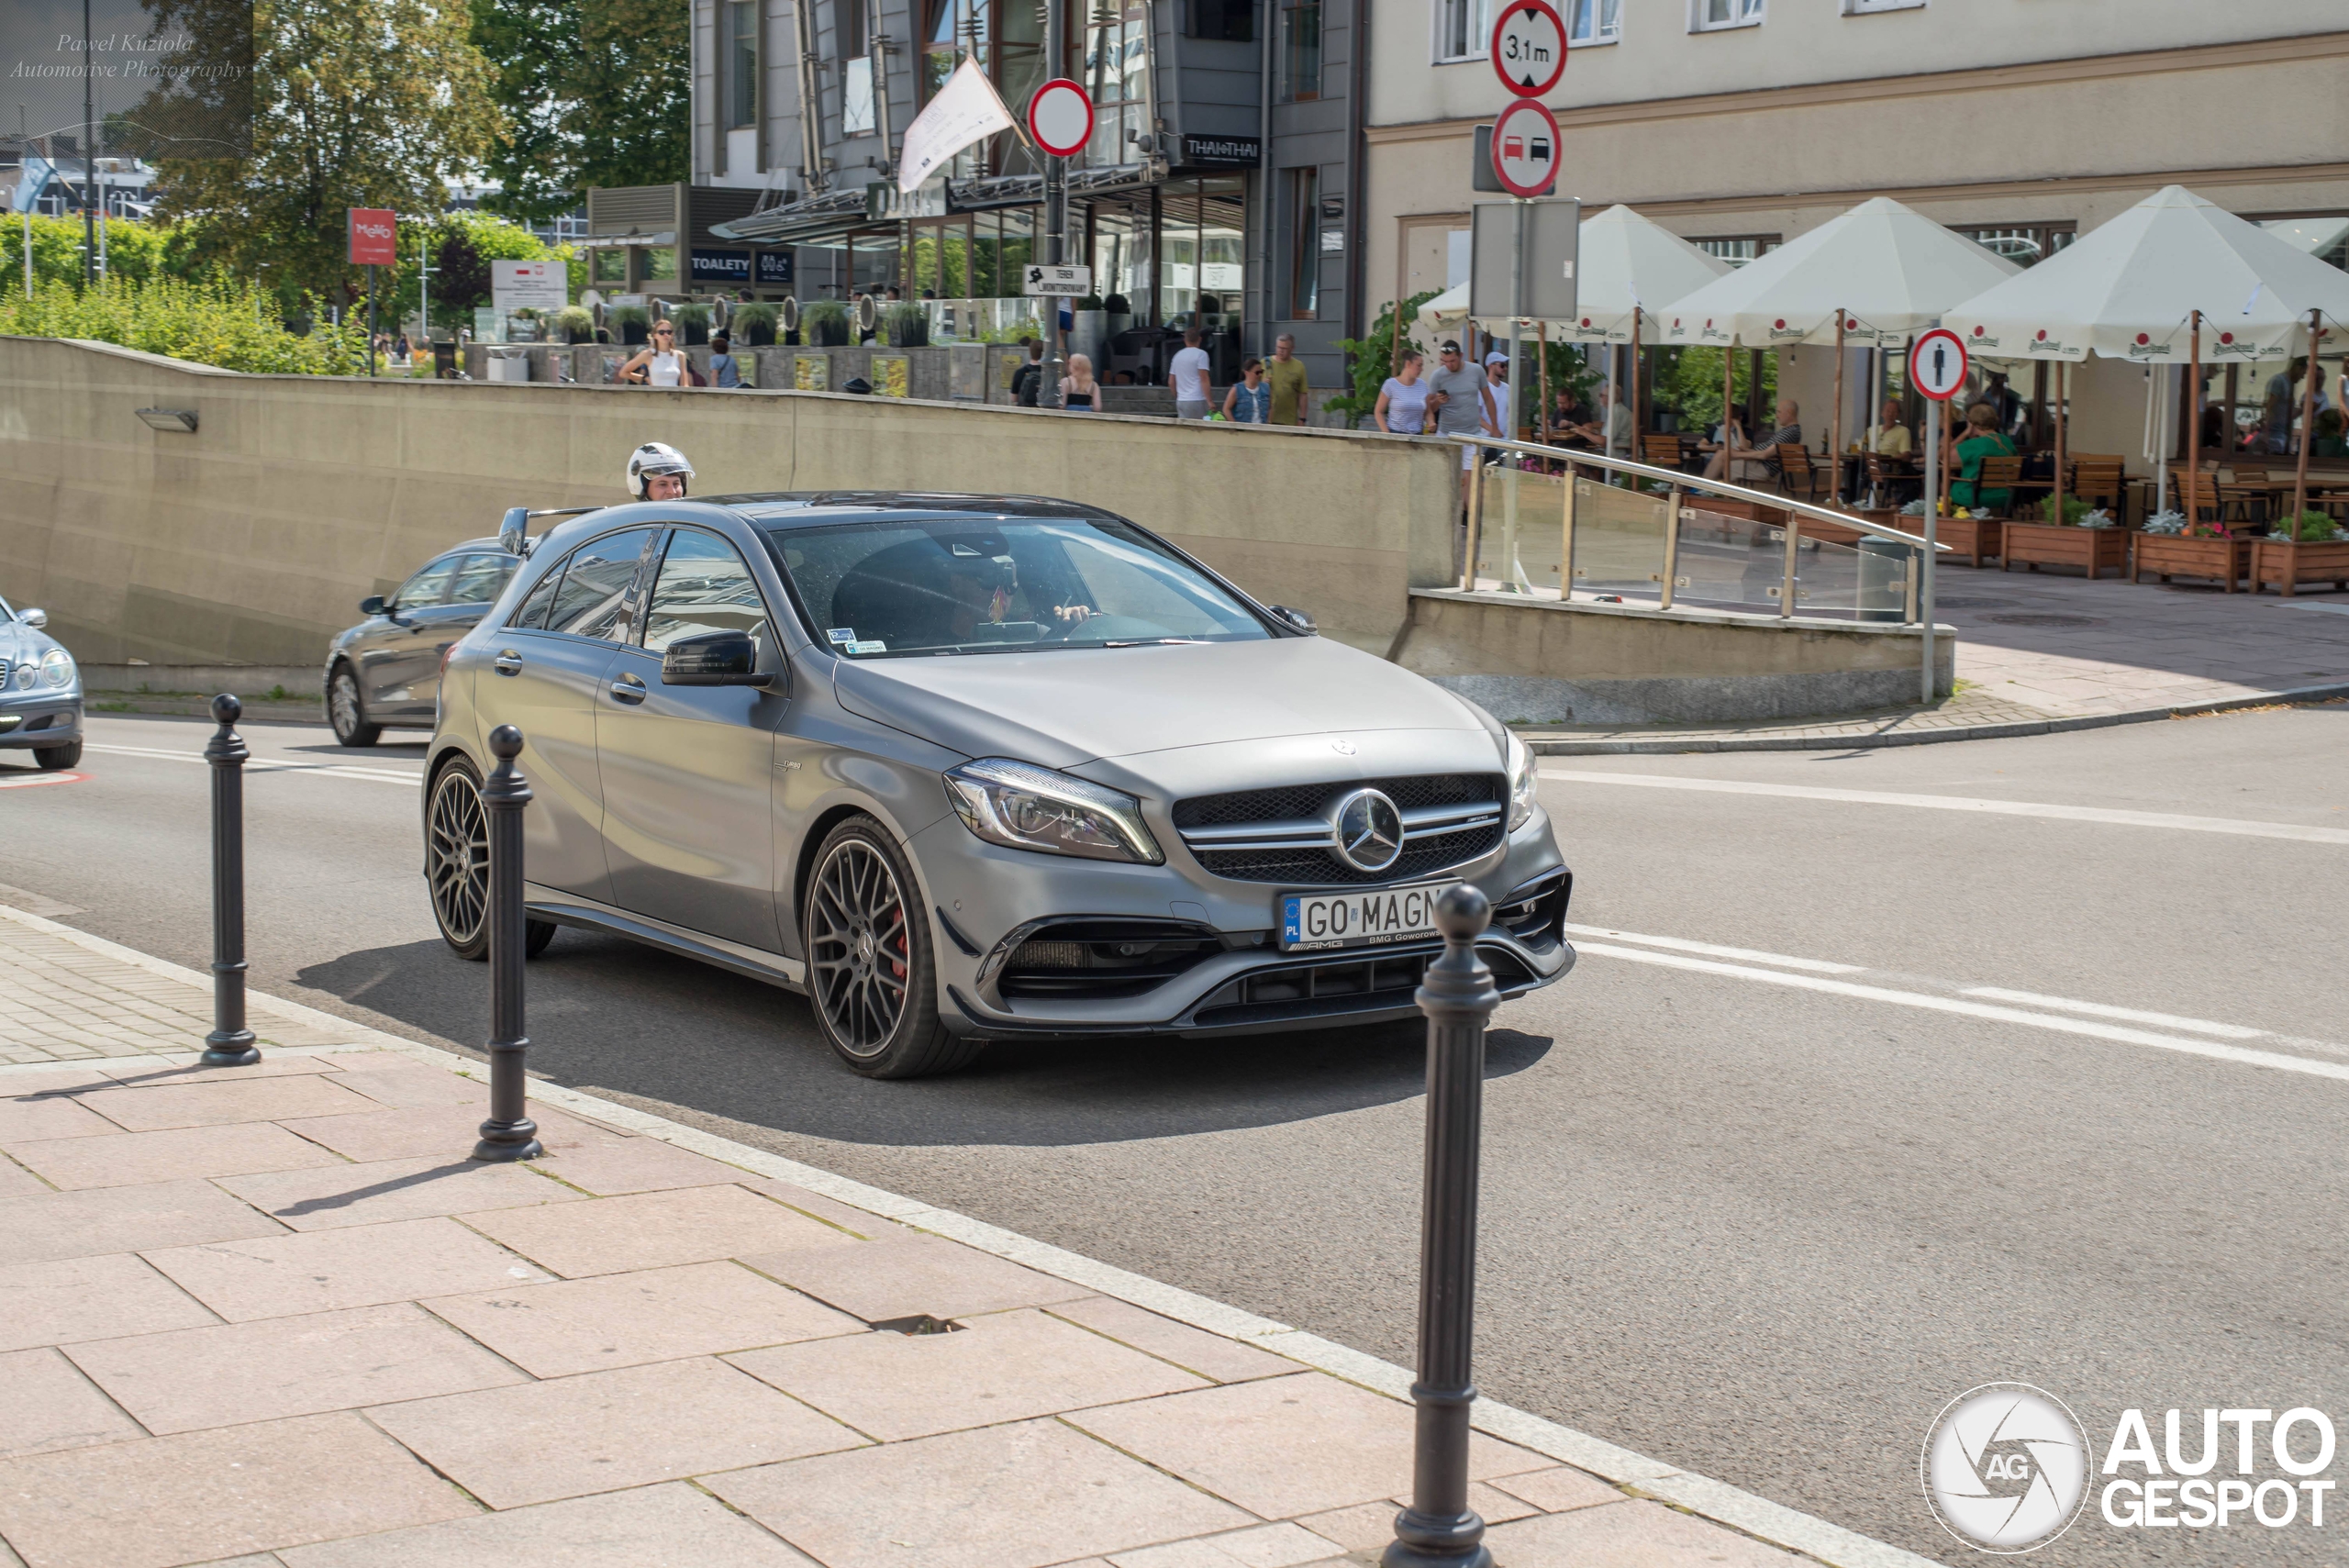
{"left": 471, "top": 725, "right": 542, "bottom": 1162}
{"left": 1386, "top": 884, "right": 1499, "bottom": 1568}
{"left": 199, "top": 695, "right": 259, "bottom": 1067}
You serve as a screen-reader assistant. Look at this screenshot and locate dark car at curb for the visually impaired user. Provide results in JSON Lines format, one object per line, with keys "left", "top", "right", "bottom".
{"left": 324, "top": 541, "right": 520, "bottom": 746}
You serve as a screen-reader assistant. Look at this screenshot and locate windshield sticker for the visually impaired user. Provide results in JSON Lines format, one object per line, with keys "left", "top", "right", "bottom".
{"left": 826, "top": 628, "right": 856, "bottom": 644}
{"left": 846, "top": 640, "right": 887, "bottom": 655}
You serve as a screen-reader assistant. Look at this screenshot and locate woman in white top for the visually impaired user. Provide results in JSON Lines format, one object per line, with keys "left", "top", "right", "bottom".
{"left": 620, "top": 320, "right": 693, "bottom": 387}
{"left": 1375, "top": 350, "right": 1430, "bottom": 434}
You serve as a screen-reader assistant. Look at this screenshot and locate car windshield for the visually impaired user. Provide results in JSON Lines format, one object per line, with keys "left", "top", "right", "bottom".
{"left": 760, "top": 517, "right": 1272, "bottom": 658}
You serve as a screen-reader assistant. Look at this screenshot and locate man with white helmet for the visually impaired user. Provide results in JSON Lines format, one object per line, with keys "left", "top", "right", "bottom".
{"left": 627, "top": 442, "right": 695, "bottom": 501}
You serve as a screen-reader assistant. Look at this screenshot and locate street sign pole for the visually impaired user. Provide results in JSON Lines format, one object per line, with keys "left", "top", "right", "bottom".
{"left": 1921, "top": 392, "right": 1939, "bottom": 705}
{"left": 1501, "top": 196, "right": 1526, "bottom": 592}
{"left": 367, "top": 263, "right": 378, "bottom": 377}
{"left": 1041, "top": 0, "right": 1066, "bottom": 410}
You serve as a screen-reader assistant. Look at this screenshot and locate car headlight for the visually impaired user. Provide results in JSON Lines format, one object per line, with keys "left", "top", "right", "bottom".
{"left": 11, "top": 662, "right": 34, "bottom": 691}
{"left": 39, "top": 649, "right": 72, "bottom": 688}
{"left": 1506, "top": 729, "right": 1538, "bottom": 830}
{"left": 944, "top": 758, "right": 1164, "bottom": 865}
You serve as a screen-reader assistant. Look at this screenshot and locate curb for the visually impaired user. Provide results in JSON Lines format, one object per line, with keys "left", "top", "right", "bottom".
{"left": 1522, "top": 681, "right": 2349, "bottom": 755}
{"left": 0, "top": 902, "right": 1947, "bottom": 1568}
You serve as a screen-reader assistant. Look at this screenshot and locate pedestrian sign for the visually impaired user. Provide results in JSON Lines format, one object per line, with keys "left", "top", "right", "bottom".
{"left": 1488, "top": 98, "right": 1560, "bottom": 199}
{"left": 1489, "top": 0, "right": 1567, "bottom": 98}
{"left": 1022, "top": 264, "right": 1093, "bottom": 296}
{"left": 1909, "top": 328, "right": 1969, "bottom": 401}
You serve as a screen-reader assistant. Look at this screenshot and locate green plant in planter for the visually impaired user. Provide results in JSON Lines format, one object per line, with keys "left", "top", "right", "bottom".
{"left": 672, "top": 303, "right": 713, "bottom": 345}
{"left": 801, "top": 299, "right": 850, "bottom": 347}
{"left": 1074, "top": 294, "right": 1105, "bottom": 311}
{"left": 2040, "top": 493, "right": 2090, "bottom": 527}
{"left": 2281, "top": 509, "right": 2345, "bottom": 542}
{"left": 733, "top": 302, "right": 779, "bottom": 346}
{"left": 882, "top": 302, "right": 929, "bottom": 347}
{"left": 612, "top": 304, "right": 650, "bottom": 344}
{"left": 554, "top": 306, "right": 595, "bottom": 344}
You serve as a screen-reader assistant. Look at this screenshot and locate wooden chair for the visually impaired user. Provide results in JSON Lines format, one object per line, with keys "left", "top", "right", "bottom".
{"left": 1774, "top": 445, "right": 1827, "bottom": 503}
{"left": 1641, "top": 434, "right": 1687, "bottom": 472}
{"left": 1865, "top": 454, "right": 1920, "bottom": 508}
{"left": 2069, "top": 457, "right": 2127, "bottom": 514}
{"left": 1972, "top": 456, "right": 2024, "bottom": 515}
{"left": 2167, "top": 468, "right": 2230, "bottom": 525}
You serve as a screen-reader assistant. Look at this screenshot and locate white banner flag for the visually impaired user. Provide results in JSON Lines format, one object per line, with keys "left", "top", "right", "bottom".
{"left": 896, "top": 57, "right": 1016, "bottom": 195}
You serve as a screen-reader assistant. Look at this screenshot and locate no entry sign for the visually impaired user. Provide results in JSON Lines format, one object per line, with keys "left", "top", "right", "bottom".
{"left": 1488, "top": 98, "right": 1560, "bottom": 199}
{"left": 1027, "top": 79, "right": 1094, "bottom": 160}
{"left": 1490, "top": 0, "right": 1567, "bottom": 98}
{"left": 1909, "top": 328, "right": 1969, "bottom": 401}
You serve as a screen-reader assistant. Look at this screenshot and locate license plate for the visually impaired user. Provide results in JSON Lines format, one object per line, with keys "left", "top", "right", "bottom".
{"left": 1280, "top": 882, "right": 1458, "bottom": 952}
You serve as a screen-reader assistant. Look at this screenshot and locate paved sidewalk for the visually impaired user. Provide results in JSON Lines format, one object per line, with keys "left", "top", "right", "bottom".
{"left": 1525, "top": 570, "right": 2349, "bottom": 753}
{"left": 0, "top": 907, "right": 1932, "bottom": 1568}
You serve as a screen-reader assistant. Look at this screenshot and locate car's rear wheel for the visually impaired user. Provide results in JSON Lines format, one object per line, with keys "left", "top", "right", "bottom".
{"left": 328, "top": 664, "right": 381, "bottom": 748}
{"left": 427, "top": 758, "right": 555, "bottom": 961}
{"left": 32, "top": 740, "right": 80, "bottom": 770}
{"left": 803, "top": 817, "right": 983, "bottom": 1079}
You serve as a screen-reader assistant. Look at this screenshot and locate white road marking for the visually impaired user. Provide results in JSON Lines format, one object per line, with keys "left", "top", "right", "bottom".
{"left": 0, "top": 771, "right": 83, "bottom": 789}
{"left": 83, "top": 742, "right": 422, "bottom": 787}
{"left": 1559, "top": 923, "right": 1863, "bottom": 974}
{"left": 1574, "top": 940, "right": 2349, "bottom": 1084}
{"left": 1958, "top": 986, "right": 2265, "bottom": 1040}
{"left": 1540, "top": 768, "right": 2349, "bottom": 845}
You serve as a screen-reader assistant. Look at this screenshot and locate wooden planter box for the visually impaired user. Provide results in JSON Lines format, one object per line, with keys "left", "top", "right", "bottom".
{"left": 2001, "top": 521, "right": 2131, "bottom": 579}
{"left": 1936, "top": 515, "right": 2003, "bottom": 569}
{"left": 2132, "top": 533, "right": 2252, "bottom": 591}
{"left": 2250, "top": 537, "right": 2349, "bottom": 596}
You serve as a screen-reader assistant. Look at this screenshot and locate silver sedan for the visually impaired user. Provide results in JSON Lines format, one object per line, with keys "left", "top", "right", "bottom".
{"left": 0, "top": 595, "right": 83, "bottom": 769}
{"left": 427, "top": 494, "right": 1574, "bottom": 1077}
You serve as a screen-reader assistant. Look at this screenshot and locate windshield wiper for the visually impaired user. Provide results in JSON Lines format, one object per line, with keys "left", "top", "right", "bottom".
{"left": 1100, "top": 638, "right": 1207, "bottom": 648}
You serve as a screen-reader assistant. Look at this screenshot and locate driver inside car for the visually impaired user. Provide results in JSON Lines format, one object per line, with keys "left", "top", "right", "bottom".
{"left": 941, "top": 548, "right": 1091, "bottom": 641}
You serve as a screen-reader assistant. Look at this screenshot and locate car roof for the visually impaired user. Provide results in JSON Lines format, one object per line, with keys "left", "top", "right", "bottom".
{"left": 707, "top": 492, "right": 1107, "bottom": 530}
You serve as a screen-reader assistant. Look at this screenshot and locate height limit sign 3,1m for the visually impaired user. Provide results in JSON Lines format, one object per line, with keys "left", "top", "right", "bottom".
{"left": 1490, "top": 0, "right": 1566, "bottom": 97}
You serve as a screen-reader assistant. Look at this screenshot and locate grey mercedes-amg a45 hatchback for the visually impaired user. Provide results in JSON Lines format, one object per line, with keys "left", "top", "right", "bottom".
{"left": 428, "top": 493, "right": 1574, "bottom": 1077}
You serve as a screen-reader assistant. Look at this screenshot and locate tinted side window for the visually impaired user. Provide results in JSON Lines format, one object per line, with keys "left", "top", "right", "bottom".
{"left": 547, "top": 528, "right": 658, "bottom": 640}
{"left": 392, "top": 556, "right": 462, "bottom": 609}
{"left": 511, "top": 561, "right": 566, "bottom": 630}
{"left": 446, "top": 553, "right": 517, "bottom": 606}
{"left": 640, "top": 530, "right": 773, "bottom": 654}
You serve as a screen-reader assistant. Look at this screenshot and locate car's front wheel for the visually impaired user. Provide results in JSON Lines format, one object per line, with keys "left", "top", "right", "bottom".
{"left": 427, "top": 757, "right": 556, "bottom": 961}
{"left": 32, "top": 740, "right": 81, "bottom": 770}
{"left": 328, "top": 664, "right": 381, "bottom": 748}
{"left": 803, "top": 816, "right": 983, "bottom": 1079}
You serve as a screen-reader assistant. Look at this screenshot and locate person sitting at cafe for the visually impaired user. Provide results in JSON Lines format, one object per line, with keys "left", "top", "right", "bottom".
{"left": 2314, "top": 406, "right": 2349, "bottom": 460}
{"left": 1552, "top": 387, "right": 1594, "bottom": 446}
{"left": 1866, "top": 399, "right": 1913, "bottom": 457}
{"left": 1945, "top": 402, "right": 2018, "bottom": 512}
{"left": 1703, "top": 397, "right": 1800, "bottom": 484}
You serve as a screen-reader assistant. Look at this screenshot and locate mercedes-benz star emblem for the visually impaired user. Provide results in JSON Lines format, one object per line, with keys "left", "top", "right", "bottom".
{"left": 1331, "top": 788, "right": 1405, "bottom": 874}
{"left": 1330, "top": 739, "right": 1357, "bottom": 755}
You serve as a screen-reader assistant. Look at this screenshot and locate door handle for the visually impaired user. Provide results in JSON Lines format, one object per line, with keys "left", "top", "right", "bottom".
{"left": 609, "top": 674, "right": 647, "bottom": 704}
{"left": 493, "top": 651, "right": 523, "bottom": 676}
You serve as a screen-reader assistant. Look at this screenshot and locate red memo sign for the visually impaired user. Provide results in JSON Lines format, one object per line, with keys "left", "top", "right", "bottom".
{"left": 348, "top": 208, "right": 397, "bottom": 267}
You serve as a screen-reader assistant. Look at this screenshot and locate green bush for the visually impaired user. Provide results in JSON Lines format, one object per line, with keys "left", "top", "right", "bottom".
{"left": 882, "top": 302, "right": 929, "bottom": 347}
{"left": 0, "top": 215, "right": 183, "bottom": 294}
{"left": 732, "top": 301, "right": 778, "bottom": 344}
{"left": 0, "top": 275, "right": 372, "bottom": 373}
{"left": 801, "top": 298, "right": 849, "bottom": 347}
{"left": 553, "top": 306, "right": 595, "bottom": 342}
{"left": 2282, "top": 509, "right": 2343, "bottom": 542}
{"left": 2040, "top": 493, "right": 2091, "bottom": 526}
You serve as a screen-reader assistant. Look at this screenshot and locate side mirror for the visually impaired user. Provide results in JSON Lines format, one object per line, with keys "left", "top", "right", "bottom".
{"left": 661, "top": 629, "right": 770, "bottom": 686}
{"left": 498, "top": 506, "right": 530, "bottom": 557}
{"left": 360, "top": 595, "right": 386, "bottom": 616}
{"left": 1268, "top": 604, "right": 1317, "bottom": 634}
{"left": 17, "top": 607, "right": 45, "bottom": 629}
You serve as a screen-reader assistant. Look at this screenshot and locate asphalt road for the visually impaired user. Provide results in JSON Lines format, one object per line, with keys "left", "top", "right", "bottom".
{"left": 7, "top": 706, "right": 2349, "bottom": 1567}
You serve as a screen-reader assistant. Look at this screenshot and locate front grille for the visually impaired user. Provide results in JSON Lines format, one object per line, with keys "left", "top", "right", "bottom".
{"left": 1174, "top": 773, "right": 1506, "bottom": 885}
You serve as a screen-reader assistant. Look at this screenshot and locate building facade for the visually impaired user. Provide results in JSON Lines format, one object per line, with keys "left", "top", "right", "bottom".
{"left": 627, "top": 0, "right": 1374, "bottom": 388}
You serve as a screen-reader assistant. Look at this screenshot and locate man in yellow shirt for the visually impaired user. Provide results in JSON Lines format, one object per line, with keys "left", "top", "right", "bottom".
{"left": 1867, "top": 399, "right": 1914, "bottom": 457}
{"left": 1266, "top": 334, "right": 1310, "bottom": 426}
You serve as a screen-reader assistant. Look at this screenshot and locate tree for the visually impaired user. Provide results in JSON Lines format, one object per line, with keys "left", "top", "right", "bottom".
{"left": 142, "top": 0, "right": 504, "bottom": 304}
{"left": 470, "top": 0, "right": 689, "bottom": 225}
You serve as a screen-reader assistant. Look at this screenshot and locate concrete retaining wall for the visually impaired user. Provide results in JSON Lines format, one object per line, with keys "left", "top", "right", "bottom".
{"left": 1394, "top": 589, "right": 1954, "bottom": 724}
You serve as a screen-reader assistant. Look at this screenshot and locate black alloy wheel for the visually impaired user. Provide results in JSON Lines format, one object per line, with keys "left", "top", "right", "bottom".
{"left": 427, "top": 758, "right": 554, "bottom": 961}
{"left": 802, "top": 817, "right": 983, "bottom": 1078}
{"left": 328, "top": 664, "right": 381, "bottom": 748}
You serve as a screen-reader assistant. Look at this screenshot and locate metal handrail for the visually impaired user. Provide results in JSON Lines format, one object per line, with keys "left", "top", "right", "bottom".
{"left": 1442, "top": 433, "right": 1945, "bottom": 552}
{"left": 1441, "top": 431, "right": 1946, "bottom": 706}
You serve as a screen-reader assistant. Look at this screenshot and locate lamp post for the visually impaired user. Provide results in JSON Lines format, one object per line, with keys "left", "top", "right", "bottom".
{"left": 1386, "top": 885, "right": 1499, "bottom": 1568}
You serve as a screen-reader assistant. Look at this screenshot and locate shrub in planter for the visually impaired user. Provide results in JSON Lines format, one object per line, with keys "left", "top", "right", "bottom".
{"left": 882, "top": 302, "right": 929, "bottom": 347}
{"left": 802, "top": 299, "right": 850, "bottom": 347}
{"left": 734, "top": 302, "right": 779, "bottom": 346}
{"left": 554, "top": 306, "right": 595, "bottom": 345}
{"left": 673, "top": 303, "right": 713, "bottom": 345}
{"left": 612, "top": 305, "right": 650, "bottom": 345}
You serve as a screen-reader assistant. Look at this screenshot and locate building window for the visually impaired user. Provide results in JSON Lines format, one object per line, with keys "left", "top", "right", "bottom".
{"left": 2255, "top": 214, "right": 2349, "bottom": 271}
{"left": 1084, "top": 1, "right": 1151, "bottom": 164}
{"left": 1691, "top": 234, "right": 1778, "bottom": 268}
{"left": 1954, "top": 224, "right": 2075, "bottom": 267}
{"left": 922, "top": 0, "right": 1052, "bottom": 174}
{"left": 1689, "top": 0, "right": 1763, "bottom": 31}
{"left": 1435, "top": 0, "right": 1489, "bottom": 62}
{"left": 1842, "top": 0, "right": 1923, "bottom": 11}
{"left": 592, "top": 247, "right": 628, "bottom": 284}
{"left": 1281, "top": 0, "right": 1321, "bottom": 99}
{"left": 837, "top": 0, "right": 865, "bottom": 58}
{"left": 1285, "top": 167, "right": 1319, "bottom": 318}
{"left": 1566, "top": 0, "right": 1620, "bottom": 44}
{"left": 1190, "top": 0, "right": 1252, "bottom": 41}
{"left": 727, "top": 0, "right": 759, "bottom": 129}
